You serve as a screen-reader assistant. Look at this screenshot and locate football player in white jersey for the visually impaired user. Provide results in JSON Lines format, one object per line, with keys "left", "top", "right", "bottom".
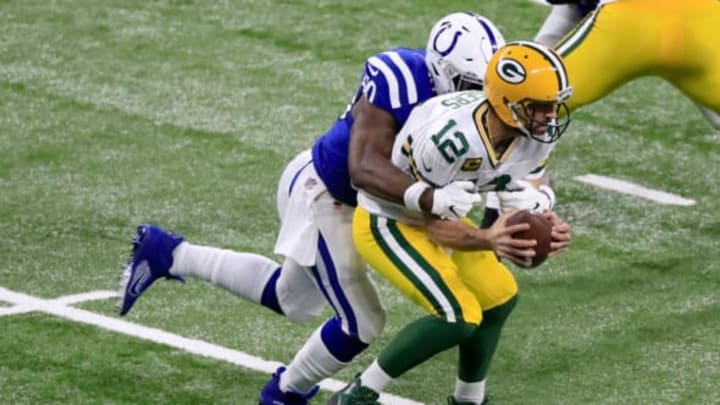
{"left": 115, "top": 12, "right": 505, "bottom": 405}
{"left": 330, "top": 41, "right": 573, "bottom": 405}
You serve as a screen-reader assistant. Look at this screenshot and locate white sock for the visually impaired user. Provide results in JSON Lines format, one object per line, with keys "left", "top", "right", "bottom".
{"left": 359, "top": 359, "right": 393, "bottom": 394}
{"left": 280, "top": 324, "right": 347, "bottom": 393}
{"left": 454, "top": 377, "right": 486, "bottom": 404}
{"left": 170, "top": 242, "right": 278, "bottom": 303}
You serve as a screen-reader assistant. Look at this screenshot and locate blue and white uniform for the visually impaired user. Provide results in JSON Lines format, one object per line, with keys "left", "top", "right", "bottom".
{"left": 273, "top": 48, "right": 436, "bottom": 355}
{"left": 311, "top": 48, "right": 435, "bottom": 206}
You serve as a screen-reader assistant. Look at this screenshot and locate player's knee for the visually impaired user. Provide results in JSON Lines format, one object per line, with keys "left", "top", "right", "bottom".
{"left": 283, "top": 302, "right": 325, "bottom": 323}
{"left": 448, "top": 298, "right": 483, "bottom": 326}
{"left": 484, "top": 294, "right": 518, "bottom": 323}
{"left": 444, "top": 318, "right": 479, "bottom": 341}
{"left": 357, "top": 306, "right": 386, "bottom": 343}
{"left": 284, "top": 309, "right": 320, "bottom": 324}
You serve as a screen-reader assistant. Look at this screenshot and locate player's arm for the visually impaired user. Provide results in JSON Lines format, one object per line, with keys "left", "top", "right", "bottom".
{"left": 347, "top": 95, "right": 409, "bottom": 203}
{"left": 426, "top": 212, "right": 537, "bottom": 266}
{"left": 348, "top": 95, "right": 433, "bottom": 208}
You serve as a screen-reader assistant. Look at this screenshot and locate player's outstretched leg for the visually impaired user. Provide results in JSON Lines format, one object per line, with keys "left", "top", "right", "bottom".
{"left": 116, "top": 224, "right": 185, "bottom": 316}
{"left": 258, "top": 366, "right": 319, "bottom": 405}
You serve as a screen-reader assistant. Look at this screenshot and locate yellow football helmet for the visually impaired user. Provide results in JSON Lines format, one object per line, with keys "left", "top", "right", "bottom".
{"left": 484, "top": 40, "right": 573, "bottom": 143}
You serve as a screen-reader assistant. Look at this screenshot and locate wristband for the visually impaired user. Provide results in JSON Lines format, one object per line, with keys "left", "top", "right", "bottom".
{"left": 403, "top": 181, "right": 430, "bottom": 211}
{"left": 538, "top": 185, "right": 556, "bottom": 209}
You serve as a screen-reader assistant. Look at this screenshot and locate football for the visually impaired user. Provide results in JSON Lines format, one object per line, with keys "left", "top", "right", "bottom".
{"left": 506, "top": 210, "right": 553, "bottom": 268}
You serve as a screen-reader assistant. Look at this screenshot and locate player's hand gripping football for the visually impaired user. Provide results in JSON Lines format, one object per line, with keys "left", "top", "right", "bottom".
{"left": 542, "top": 210, "right": 571, "bottom": 256}
{"left": 486, "top": 211, "right": 539, "bottom": 267}
{"left": 431, "top": 181, "right": 482, "bottom": 220}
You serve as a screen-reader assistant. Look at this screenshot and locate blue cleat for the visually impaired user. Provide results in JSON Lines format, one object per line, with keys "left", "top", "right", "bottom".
{"left": 258, "top": 367, "right": 319, "bottom": 405}
{"left": 116, "top": 224, "right": 185, "bottom": 316}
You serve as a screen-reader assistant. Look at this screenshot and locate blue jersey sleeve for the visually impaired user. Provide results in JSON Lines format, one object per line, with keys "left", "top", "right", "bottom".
{"left": 359, "top": 49, "right": 435, "bottom": 125}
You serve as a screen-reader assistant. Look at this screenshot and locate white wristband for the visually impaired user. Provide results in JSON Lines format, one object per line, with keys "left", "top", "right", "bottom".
{"left": 538, "top": 185, "right": 556, "bottom": 209}
{"left": 403, "top": 181, "right": 430, "bottom": 212}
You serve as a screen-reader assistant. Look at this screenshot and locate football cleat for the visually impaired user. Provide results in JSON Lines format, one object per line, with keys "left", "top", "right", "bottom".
{"left": 327, "top": 375, "right": 379, "bottom": 405}
{"left": 116, "top": 224, "right": 185, "bottom": 316}
{"left": 258, "top": 367, "right": 319, "bottom": 405}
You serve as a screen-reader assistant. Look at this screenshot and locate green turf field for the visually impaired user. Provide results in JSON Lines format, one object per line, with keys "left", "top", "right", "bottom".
{"left": 1, "top": 1, "right": 718, "bottom": 404}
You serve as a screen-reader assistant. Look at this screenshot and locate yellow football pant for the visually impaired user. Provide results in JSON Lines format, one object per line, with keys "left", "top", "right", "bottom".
{"left": 557, "top": 0, "right": 720, "bottom": 114}
{"left": 352, "top": 207, "right": 518, "bottom": 325}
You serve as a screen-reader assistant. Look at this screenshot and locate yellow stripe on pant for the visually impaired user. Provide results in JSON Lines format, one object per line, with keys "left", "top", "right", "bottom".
{"left": 352, "top": 206, "right": 518, "bottom": 326}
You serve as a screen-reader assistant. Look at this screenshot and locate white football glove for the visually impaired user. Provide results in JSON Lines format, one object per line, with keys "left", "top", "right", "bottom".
{"left": 497, "top": 180, "right": 555, "bottom": 214}
{"left": 431, "top": 181, "right": 482, "bottom": 219}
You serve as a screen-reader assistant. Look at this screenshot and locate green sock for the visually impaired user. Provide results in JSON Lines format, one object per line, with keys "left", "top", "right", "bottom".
{"left": 378, "top": 315, "right": 476, "bottom": 378}
{"left": 458, "top": 295, "right": 518, "bottom": 382}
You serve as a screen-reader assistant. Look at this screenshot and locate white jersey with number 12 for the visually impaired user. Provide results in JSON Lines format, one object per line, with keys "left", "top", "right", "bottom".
{"left": 357, "top": 90, "right": 555, "bottom": 223}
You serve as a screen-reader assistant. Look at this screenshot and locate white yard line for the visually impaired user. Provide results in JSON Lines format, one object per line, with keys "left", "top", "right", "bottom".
{"left": 574, "top": 174, "right": 697, "bottom": 206}
{"left": 0, "top": 287, "right": 423, "bottom": 405}
{"left": 54, "top": 290, "right": 119, "bottom": 305}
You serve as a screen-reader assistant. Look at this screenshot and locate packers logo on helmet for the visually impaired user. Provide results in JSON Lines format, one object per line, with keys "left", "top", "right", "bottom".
{"left": 484, "top": 40, "right": 573, "bottom": 143}
{"left": 497, "top": 59, "right": 526, "bottom": 84}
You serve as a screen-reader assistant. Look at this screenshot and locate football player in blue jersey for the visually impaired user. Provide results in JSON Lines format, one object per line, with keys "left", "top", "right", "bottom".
{"left": 115, "top": 12, "right": 505, "bottom": 405}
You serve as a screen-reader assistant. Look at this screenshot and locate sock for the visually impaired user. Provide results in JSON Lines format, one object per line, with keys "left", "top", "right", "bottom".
{"left": 359, "top": 359, "right": 393, "bottom": 394}
{"left": 259, "top": 267, "right": 283, "bottom": 314}
{"left": 458, "top": 296, "right": 518, "bottom": 382}
{"left": 378, "top": 315, "right": 476, "bottom": 378}
{"left": 280, "top": 319, "right": 356, "bottom": 393}
{"left": 170, "top": 242, "right": 278, "bottom": 304}
{"left": 319, "top": 317, "right": 368, "bottom": 362}
{"left": 454, "top": 378, "right": 486, "bottom": 404}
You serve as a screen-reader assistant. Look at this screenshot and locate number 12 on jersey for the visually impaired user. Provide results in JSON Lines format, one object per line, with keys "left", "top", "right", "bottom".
{"left": 431, "top": 119, "right": 469, "bottom": 164}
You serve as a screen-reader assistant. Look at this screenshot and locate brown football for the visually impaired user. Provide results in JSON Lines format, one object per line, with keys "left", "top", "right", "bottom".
{"left": 506, "top": 210, "right": 553, "bottom": 268}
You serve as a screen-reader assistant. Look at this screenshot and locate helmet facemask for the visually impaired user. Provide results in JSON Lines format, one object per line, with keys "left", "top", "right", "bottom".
{"left": 429, "top": 60, "right": 485, "bottom": 93}
{"left": 453, "top": 74, "right": 485, "bottom": 91}
{"left": 509, "top": 99, "right": 572, "bottom": 143}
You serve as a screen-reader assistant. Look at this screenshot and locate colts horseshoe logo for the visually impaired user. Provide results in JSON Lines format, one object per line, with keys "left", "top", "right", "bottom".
{"left": 497, "top": 58, "right": 526, "bottom": 84}
{"left": 432, "top": 22, "right": 463, "bottom": 57}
